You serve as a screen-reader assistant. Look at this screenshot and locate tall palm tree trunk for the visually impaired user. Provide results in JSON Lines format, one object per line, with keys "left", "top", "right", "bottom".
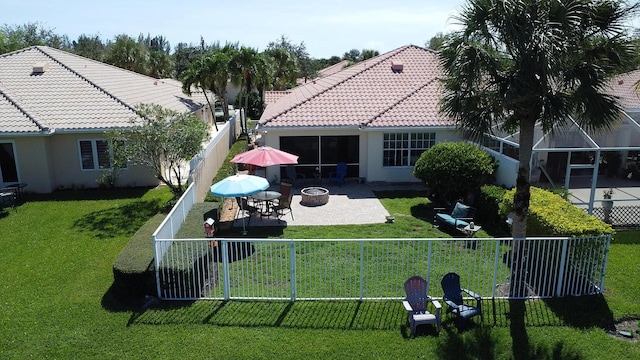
{"left": 510, "top": 118, "right": 535, "bottom": 297}
{"left": 244, "top": 90, "right": 250, "bottom": 135}
{"left": 203, "top": 92, "right": 218, "bottom": 132}
{"left": 220, "top": 88, "right": 230, "bottom": 127}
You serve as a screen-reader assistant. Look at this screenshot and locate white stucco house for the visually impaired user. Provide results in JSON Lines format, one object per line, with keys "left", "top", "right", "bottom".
{"left": 258, "top": 44, "right": 640, "bottom": 189}
{"left": 258, "top": 45, "right": 465, "bottom": 184}
{"left": 0, "top": 46, "right": 212, "bottom": 193}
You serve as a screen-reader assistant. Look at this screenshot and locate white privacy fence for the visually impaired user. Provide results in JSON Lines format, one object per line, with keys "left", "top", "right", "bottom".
{"left": 153, "top": 235, "right": 610, "bottom": 301}
{"left": 152, "top": 183, "right": 196, "bottom": 261}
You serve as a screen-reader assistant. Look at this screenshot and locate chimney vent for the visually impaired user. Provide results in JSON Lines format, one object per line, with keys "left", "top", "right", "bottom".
{"left": 391, "top": 61, "right": 403, "bottom": 72}
{"left": 33, "top": 62, "right": 49, "bottom": 73}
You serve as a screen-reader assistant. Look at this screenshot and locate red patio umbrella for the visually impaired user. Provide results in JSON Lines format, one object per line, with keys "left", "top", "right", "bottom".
{"left": 231, "top": 146, "right": 299, "bottom": 167}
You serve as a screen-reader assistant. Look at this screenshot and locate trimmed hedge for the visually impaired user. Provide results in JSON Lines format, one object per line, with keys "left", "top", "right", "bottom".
{"left": 476, "top": 184, "right": 510, "bottom": 236}
{"left": 499, "top": 186, "right": 613, "bottom": 236}
{"left": 112, "top": 214, "right": 165, "bottom": 300}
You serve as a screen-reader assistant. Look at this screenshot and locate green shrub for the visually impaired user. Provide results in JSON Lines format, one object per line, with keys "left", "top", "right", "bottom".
{"left": 413, "top": 142, "right": 497, "bottom": 204}
{"left": 499, "top": 187, "right": 613, "bottom": 296}
{"left": 499, "top": 186, "right": 613, "bottom": 236}
{"left": 477, "top": 184, "right": 510, "bottom": 235}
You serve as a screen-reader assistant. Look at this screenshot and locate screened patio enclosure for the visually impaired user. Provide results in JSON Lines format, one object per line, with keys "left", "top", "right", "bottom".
{"left": 483, "top": 111, "right": 640, "bottom": 226}
{"left": 279, "top": 135, "right": 360, "bottom": 180}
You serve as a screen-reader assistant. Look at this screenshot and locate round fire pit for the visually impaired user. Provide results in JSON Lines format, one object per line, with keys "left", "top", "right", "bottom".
{"left": 300, "top": 187, "right": 329, "bottom": 206}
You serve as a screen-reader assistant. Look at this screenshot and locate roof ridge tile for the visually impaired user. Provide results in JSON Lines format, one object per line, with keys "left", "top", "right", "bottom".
{"left": 0, "top": 83, "right": 48, "bottom": 131}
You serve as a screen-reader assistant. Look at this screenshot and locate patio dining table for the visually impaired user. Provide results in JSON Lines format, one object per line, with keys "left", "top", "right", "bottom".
{"left": 251, "top": 190, "right": 281, "bottom": 218}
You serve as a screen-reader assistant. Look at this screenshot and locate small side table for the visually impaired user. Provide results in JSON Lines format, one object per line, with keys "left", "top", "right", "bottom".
{"left": 462, "top": 224, "right": 481, "bottom": 238}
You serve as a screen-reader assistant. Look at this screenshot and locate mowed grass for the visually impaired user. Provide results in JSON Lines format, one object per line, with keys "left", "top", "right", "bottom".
{"left": 1, "top": 187, "right": 640, "bottom": 359}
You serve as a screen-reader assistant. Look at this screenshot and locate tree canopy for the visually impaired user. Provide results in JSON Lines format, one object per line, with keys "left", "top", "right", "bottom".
{"left": 439, "top": 0, "right": 639, "bottom": 296}
{"left": 106, "top": 104, "right": 209, "bottom": 195}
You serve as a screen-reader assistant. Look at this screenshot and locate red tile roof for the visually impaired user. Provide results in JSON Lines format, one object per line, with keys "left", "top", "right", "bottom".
{"left": 259, "top": 45, "right": 455, "bottom": 129}
{"left": 261, "top": 45, "right": 640, "bottom": 130}
{"left": 318, "top": 60, "right": 351, "bottom": 78}
{"left": 264, "top": 90, "right": 292, "bottom": 105}
{"left": 607, "top": 69, "right": 640, "bottom": 109}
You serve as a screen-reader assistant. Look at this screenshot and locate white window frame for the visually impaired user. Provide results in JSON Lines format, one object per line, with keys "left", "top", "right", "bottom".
{"left": 78, "top": 139, "right": 117, "bottom": 171}
{"left": 383, "top": 132, "right": 436, "bottom": 167}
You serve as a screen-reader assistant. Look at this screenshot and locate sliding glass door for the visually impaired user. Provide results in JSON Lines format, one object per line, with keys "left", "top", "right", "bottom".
{"left": 280, "top": 135, "right": 359, "bottom": 178}
{"left": 0, "top": 142, "right": 18, "bottom": 184}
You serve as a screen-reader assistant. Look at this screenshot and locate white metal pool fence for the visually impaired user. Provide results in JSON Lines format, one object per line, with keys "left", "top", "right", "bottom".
{"left": 153, "top": 235, "right": 610, "bottom": 301}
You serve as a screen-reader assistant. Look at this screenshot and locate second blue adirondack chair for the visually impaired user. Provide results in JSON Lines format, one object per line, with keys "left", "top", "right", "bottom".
{"left": 328, "top": 162, "right": 347, "bottom": 186}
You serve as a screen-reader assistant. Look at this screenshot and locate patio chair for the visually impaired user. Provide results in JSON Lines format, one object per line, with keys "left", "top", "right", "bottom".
{"left": 276, "top": 182, "right": 292, "bottom": 206}
{"left": 0, "top": 188, "right": 17, "bottom": 213}
{"left": 434, "top": 202, "right": 476, "bottom": 232}
{"left": 275, "top": 192, "right": 294, "bottom": 223}
{"left": 440, "top": 272, "right": 482, "bottom": 329}
{"left": 328, "top": 162, "right": 347, "bottom": 186}
{"left": 236, "top": 197, "right": 258, "bottom": 218}
{"left": 285, "top": 165, "right": 305, "bottom": 187}
{"left": 402, "top": 275, "right": 442, "bottom": 336}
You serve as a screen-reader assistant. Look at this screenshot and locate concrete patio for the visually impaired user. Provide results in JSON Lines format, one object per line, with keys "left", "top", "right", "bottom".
{"left": 233, "top": 182, "right": 427, "bottom": 227}
{"left": 228, "top": 175, "right": 640, "bottom": 229}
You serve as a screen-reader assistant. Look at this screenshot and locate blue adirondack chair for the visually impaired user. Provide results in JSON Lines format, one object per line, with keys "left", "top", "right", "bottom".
{"left": 441, "top": 272, "right": 482, "bottom": 329}
{"left": 328, "top": 162, "right": 347, "bottom": 186}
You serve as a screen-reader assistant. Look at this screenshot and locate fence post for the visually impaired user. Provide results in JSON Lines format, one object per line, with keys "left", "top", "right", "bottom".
{"left": 555, "top": 238, "right": 569, "bottom": 297}
{"left": 426, "top": 240, "right": 432, "bottom": 294}
{"left": 599, "top": 234, "right": 611, "bottom": 293}
{"left": 492, "top": 238, "right": 501, "bottom": 298}
{"left": 153, "top": 235, "right": 162, "bottom": 299}
{"left": 222, "top": 240, "right": 230, "bottom": 300}
{"left": 290, "top": 241, "right": 296, "bottom": 302}
{"left": 359, "top": 240, "right": 364, "bottom": 300}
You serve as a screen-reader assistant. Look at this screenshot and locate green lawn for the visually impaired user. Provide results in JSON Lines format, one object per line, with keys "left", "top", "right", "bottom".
{"left": 1, "top": 187, "right": 639, "bottom": 359}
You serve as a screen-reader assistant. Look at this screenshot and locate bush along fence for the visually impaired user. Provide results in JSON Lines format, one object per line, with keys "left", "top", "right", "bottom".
{"left": 153, "top": 235, "right": 611, "bottom": 301}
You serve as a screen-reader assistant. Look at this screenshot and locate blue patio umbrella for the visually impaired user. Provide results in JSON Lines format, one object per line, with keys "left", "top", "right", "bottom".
{"left": 210, "top": 174, "right": 269, "bottom": 235}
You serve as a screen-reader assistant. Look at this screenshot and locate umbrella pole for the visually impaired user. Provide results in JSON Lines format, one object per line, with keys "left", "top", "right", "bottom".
{"left": 240, "top": 198, "right": 248, "bottom": 236}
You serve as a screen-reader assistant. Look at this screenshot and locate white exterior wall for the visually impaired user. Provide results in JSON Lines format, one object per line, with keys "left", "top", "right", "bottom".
{"left": 485, "top": 148, "right": 518, "bottom": 188}
{"left": 364, "top": 128, "right": 463, "bottom": 183}
{"left": 10, "top": 136, "right": 54, "bottom": 193}
{"left": 48, "top": 133, "right": 159, "bottom": 191}
{"left": 260, "top": 127, "right": 464, "bottom": 184}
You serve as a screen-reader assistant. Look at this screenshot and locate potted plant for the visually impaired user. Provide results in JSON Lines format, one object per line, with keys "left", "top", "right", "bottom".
{"left": 602, "top": 188, "right": 614, "bottom": 223}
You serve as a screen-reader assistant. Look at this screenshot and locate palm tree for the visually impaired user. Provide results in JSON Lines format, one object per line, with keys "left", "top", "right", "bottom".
{"left": 439, "top": 0, "right": 638, "bottom": 296}
{"left": 252, "top": 52, "right": 274, "bottom": 116}
{"left": 180, "top": 55, "right": 219, "bottom": 131}
{"left": 147, "top": 50, "right": 173, "bottom": 79}
{"left": 230, "top": 46, "right": 260, "bottom": 133}
{"left": 264, "top": 47, "right": 298, "bottom": 90}
{"left": 208, "top": 48, "right": 233, "bottom": 126}
{"left": 105, "top": 35, "right": 146, "bottom": 73}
